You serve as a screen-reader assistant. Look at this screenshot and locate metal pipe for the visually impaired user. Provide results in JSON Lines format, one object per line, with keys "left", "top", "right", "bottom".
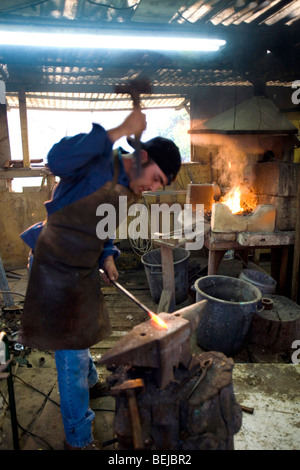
{"left": 0, "top": 332, "right": 19, "bottom": 450}
{"left": 99, "top": 269, "right": 151, "bottom": 315}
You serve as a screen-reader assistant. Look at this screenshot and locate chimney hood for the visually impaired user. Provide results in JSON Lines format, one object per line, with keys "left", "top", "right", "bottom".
{"left": 189, "top": 96, "right": 298, "bottom": 135}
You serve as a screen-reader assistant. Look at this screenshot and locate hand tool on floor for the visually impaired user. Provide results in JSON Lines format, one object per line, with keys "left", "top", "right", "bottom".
{"left": 99, "top": 269, "right": 167, "bottom": 328}
{"left": 111, "top": 378, "right": 145, "bottom": 450}
{"left": 240, "top": 404, "right": 254, "bottom": 414}
{"left": 114, "top": 77, "right": 151, "bottom": 177}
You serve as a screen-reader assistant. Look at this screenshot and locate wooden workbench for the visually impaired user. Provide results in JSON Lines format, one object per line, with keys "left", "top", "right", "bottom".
{"left": 153, "top": 224, "right": 295, "bottom": 309}
{"left": 204, "top": 229, "right": 295, "bottom": 294}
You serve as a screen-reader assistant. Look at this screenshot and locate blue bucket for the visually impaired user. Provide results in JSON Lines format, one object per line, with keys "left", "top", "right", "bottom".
{"left": 194, "top": 275, "right": 262, "bottom": 356}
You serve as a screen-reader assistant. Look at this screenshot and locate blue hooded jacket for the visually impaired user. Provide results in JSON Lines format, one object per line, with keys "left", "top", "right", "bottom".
{"left": 20, "top": 123, "right": 130, "bottom": 266}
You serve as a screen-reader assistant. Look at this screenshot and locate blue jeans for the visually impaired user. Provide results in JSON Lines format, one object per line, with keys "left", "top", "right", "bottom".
{"left": 55, "top": 349, "right": 99, "bottom": 447}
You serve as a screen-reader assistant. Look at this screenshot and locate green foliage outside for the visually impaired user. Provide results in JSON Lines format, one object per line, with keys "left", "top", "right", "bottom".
{"left": 156, "top": 108, "right": 191, "bottom": 162}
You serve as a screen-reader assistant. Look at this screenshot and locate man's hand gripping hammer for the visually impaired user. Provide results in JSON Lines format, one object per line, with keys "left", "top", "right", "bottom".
{"left": 115, "top": 77, "right": 151, "bottom": 176}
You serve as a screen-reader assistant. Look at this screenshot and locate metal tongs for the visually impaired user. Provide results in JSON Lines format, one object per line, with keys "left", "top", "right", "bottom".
{"left": 187, "top": 357, "right": 213, "bottom": 399}
{"left": 173, "top": 357, "right": 213, "bottom": 399}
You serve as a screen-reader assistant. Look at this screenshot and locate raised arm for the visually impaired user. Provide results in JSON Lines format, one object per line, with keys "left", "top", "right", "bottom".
{"left": 47, "top": 109, "right": 146, "bottom": 178}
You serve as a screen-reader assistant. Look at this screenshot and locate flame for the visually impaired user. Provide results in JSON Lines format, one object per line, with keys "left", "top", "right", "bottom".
{"left": 148, "top": 311, "right": 168, "bottom": 329}
{"left": 222, "top": 186, "right": 243, "bottom": 214}
{"left": 221, "top": 184, "right": 258, "bottom": 214}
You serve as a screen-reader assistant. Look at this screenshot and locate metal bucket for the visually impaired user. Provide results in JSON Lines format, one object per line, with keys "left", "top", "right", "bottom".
{"left": 239, "top": 269, "right": 276, "bottom": 295}
{"left": 194, "top": 275, "right": 262, "bottom": 356}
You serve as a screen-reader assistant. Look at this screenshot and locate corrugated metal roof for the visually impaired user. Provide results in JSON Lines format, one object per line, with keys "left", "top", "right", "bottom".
{"left": 6, "top": 91, "right": 188, "bottom": 110}
{"left": 0, "top": 1, "right": 299, "bottom": 109}
{"left": 0, "top": 0, "right": 298, "bottom": 27}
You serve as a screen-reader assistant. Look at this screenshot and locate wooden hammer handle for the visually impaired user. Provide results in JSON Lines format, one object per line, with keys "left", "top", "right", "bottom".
{"left": 126, "top": 389, "right": 144, "bottom": 450}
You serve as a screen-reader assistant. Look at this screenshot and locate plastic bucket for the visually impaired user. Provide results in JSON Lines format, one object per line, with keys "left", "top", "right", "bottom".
{"left": 239, "top": 269, "right": 276, "bottom": 295}
{"left": 141, "top": 248, "right": 190, "bottom": 304}
{"left": 194, "top": 275, "right": 262, "bottom": 356}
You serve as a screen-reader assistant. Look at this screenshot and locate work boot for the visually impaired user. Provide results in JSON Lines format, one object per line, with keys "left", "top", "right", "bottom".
{"left": 89, "top": 380, "right": 111, "bottom": 399}
{"left": 64, "top": 440, "right": 101, "bottom": 450}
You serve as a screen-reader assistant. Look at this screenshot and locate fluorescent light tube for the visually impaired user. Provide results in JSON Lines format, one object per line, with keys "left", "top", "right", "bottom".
{"left": 0, "top": 30, "right": 226, "bottom": 52}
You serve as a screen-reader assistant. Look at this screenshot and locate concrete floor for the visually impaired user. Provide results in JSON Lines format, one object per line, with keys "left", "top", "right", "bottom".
{"left": 0, "top": 254, "right": 299, "bottom": 451}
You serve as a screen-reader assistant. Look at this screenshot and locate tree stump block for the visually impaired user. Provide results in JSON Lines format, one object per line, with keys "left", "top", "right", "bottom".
{"left": 107, "top": 351, "right": 242, "bottom": 450}
{"left": 247, "top": 294, "right": 300, "bottom": 351}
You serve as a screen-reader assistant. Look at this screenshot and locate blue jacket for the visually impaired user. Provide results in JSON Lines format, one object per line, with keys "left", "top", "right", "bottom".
{"left": 20, "top": 123, "right": 130, "bottom": 266}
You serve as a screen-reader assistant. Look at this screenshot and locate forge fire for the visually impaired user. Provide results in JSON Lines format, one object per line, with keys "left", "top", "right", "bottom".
{"left": 220, "top": 185, "right": 258, "bottom": 215}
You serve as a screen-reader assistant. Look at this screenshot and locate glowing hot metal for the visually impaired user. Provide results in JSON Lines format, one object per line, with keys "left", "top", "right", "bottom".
{"left": 98, "top": 300, "right": 208, "bottom": 388}
{"left": 148, "top": 311, "right": 168, "bottom": 329}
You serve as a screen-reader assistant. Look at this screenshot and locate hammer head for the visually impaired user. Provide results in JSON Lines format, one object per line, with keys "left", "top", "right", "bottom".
{"left": 111, "top": 378, "right": 145, "bottom": 396}
{"left": 115, "top": 77, "right": 151, "bottom": 177}
{"left": 115, "top": 77, "right": 152, "bottom": 107}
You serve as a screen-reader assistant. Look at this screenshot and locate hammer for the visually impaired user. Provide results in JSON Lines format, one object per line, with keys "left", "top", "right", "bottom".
{"left": 115, "top": 77, "right": 151, "bottom": 176}
{"left": 111, "top": 378, "right": 145, "bottom": 449}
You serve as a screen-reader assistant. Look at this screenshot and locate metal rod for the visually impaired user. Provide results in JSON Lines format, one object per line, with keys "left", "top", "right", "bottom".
{"left": 99, "top": 269, "right": 151, "bottom": 315}
{"left": 0, "top": 332, "right": 20, "bottom": 450}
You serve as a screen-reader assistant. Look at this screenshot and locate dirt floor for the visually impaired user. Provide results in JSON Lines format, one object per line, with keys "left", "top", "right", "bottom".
{"left": 0, "top": 251, "right": 299, "bottom": 451}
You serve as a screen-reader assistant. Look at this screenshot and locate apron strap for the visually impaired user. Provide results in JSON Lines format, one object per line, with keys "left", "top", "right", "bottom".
{"left": 112, "top": 149, "right": 121, "bottom": 185}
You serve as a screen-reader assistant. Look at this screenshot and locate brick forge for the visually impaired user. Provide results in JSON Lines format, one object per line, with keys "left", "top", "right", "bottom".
{"left": 211, "top": 203, "right": 276, "bottom": 233}
{"left": 205, "top": 191, "right": 294, "bottom": 282}
{"left": 197, "top": 137, "right": 296, "bottom": 284}
{"left": 211, "top": 160, "right": 297, "bottom": 233}
{"left": 244, "top": 161, "right": 297, "bottom": 231}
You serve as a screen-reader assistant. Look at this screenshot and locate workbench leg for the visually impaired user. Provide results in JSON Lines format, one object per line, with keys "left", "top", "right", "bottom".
{"left": 271, "top": 246, "right": 289, "bottom": 295}
{"left": 238, "top": 249, "right": 249, "bottom": 267}
{"left": 279, "top": 246, "right": 289, "bottom": 295}
{"left": 207, "top": 250, "right": 226, "bottom": 275}
{"left": 160, "top": 245, "right": 175, "bottom": 312}
{"left": 253, "top": 249, "right": 261, "bottom": 265}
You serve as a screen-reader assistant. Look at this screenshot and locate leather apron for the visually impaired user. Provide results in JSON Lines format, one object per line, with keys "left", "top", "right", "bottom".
{"left": 19, "top": 155, "right": 137, "bottom": 350}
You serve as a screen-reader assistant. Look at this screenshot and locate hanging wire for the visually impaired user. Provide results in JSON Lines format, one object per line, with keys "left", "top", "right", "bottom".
{"left": 86, "top": 0, "right": 140, "bottom": 10}
{"left": 128, "top": 195, "right": 153, "bottom": 257}
{"left": 233, "top": 54, "right": 238, "bottom": 131}
{"left": 6, "top": 374, "right": 115, "bottom": 450}
{"left": 0, "top": 291, "right": 25, "bottom": 298}
{"left": 129, "top": 235, "right": 153, "bottom": 257}
{"left": 0, "top": 0, "right": 50, "bottom": 14}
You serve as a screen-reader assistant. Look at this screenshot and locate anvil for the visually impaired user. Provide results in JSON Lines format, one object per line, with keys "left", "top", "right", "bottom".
{"left": 97, "top": 300, "right": 207, "bottom": 389}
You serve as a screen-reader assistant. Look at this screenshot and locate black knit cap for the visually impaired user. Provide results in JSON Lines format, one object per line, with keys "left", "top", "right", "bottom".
{"left": 127, "top": 136, "right": 181, "bottom": 185}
